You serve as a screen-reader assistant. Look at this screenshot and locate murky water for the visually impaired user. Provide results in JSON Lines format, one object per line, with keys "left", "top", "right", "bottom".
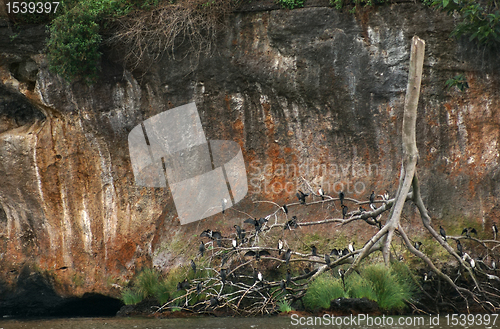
{"left": 0, "top": 315, "right": 497, "bottom": 329}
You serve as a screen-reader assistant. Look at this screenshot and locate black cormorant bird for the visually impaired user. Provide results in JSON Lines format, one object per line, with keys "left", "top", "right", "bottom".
{"left": 311, "top": 245, "right": 317, "bottom": 256}
{"left": 199, "top": 241, "right": 205, "bottom": 257}
{"left": 383, "top": 190, "right": 389, "bottom": 201}
{"left": 221, "top": 198, "right": 228, "bottom": 214}
{"left": 286, "top": 269, "right": 292, "bottom": 284}
{"left": 461, "top": 227, "right": 478, "bottom": 238}
{"left": 280, "top": 280, "right": 286, "bottom": 291}
{"left": 493, "top": 223, "right": 498, "bottom": 240}
{"left": 284, "top": 216, "right": 298, "bottom": 230}
{"left": 359, "top": 206, "right": 366, "bottom": 213}
{"left": 439, "top": 226, "right": 447, "bottom": 241}
{"left": 342, "top": 205, "right": 348, "bottom": 219}
{"left": 244, "top": 249, "right": 271, "bottom": 260}
{"left": 341, "top": 248, "right": 349, "bottom": 257}
{"left": 220, "top": 269, "right": 227, "bottom": 283}
{"left": 177, "top": 279, "right": 190, "bottom": 291}
{"left": 244, "top": 217, "right": 268, "bottom": 232}
{"left": 414, "top": 241, "right": 422, "bottom": 251}
{"left": 285, "top": 249, "right": 292, "bottom": 265}
{"left": 196, "top": 282, "right": 202, "bottom": 294}
{"left": 278, "top": 239, "right": 283, "bottom": 255}
{"left": 325, "top": 253, "right": 331, "bottom": 266}
{"left": 296, "top": 190, "right": 309, "bottom": 204}
{"left": 338, "top": 268, "right": 345, "bottom": 286}
{"left": 339, "top": 191, "right": 345, "bottom": 205}
{"left": 331, "top": 248, "right": 339, "bottom": 257}
{"left": 209, "top": 296, "right": 219, "bottom": 307}
{"left": 348, "top": 242, "right": 355, "bottom": 254}
{"left": 201, "top": 230, "right": 223, "bottom": 246}
{"left": 234, "top": 225, "right": 243, "bottom": 239}
{"left": 369, "top": 191, "right": 375, "bottom": 204}
{"left": 318, "top": 186, "right": 325, "bottom": 200}
{"left": 456, "top": 240, "right": 463, "bottom": 256}
{"left": 282, "top": 204, "right": 288, "bottom": 214}
{"left": 191, "top": 259, "right": 196, "bottom": 273}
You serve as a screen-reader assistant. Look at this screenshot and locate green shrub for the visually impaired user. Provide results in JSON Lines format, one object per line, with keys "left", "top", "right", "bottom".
{"left": 344, "top": 271, "right": 376, "bottom": 300}
{"left": 424, "top": 0, "right": 500, "bottom": 47}
{"left": 303, "top": 273, "right": 345, "bottom": 311}
{"left": 121, "top": 287, "right": 144, "bottom": 305}
{"left": 135, "top": 267, "right": 162, "bottom": 298}
{"left": 277, "top": 298, "right": 293, "bottom": 312}
{"left": 362, "top": 263, "right": 413, "bottom": 311}
{"left": 277, "top": 0, "right": 305, "bottom": 9}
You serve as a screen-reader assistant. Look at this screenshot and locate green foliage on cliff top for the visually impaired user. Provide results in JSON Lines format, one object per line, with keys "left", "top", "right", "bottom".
{"left": 424, "top": 0, "right": 500, "bottom": 47}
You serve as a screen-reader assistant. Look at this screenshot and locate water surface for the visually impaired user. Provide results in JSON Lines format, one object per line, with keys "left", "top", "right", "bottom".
{"left": 0, "top": 315, "right": 496, "bottom": 329}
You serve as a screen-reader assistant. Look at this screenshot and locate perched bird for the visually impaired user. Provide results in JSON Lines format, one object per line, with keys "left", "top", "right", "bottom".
{"left": 383, "top": 190, "right": 389, "bottom": 201}
{"left": 348, "top": 242, "right": 355, "bottom": 254}
{"left": 439, "top": 226, "right": 447, "bottom": 241}
{"left": 234, "top": 225, "right": 243, "bottom": 239}
{"left": 196, "top": 282, "right": 203, "bottom": 294}
{"left": 285, "top": 249, "right": 292, "bottom": 265}
{"left": 209, "top": 296, "right": 219, "bottom": 307}
{"left": 359, "top": 206, "right": 367, "bottom": 213}
{"left": 296, "top": 190, "right": 309, "bottom": 205}
{"left": 177, "top": 279, "right": 190, "bottom": 291}
{"left": 330, "top": 248, "right": 339, "bottom": 257}
{"left": 201, "top": 230, "right": 223, "bottom": 246}
{"left": 221, "top": 198, "right": 228, "bottom": 214}
{"left": 280, "top": 279, "right": 287, "bottom": 291}
{"left": 244, "top": 249, "right": 271, "bottom": 260}
{"left": 318, "top": 186, "right": 325, "bottom": 200}
{"left": 341, "top": 248, "right": 349, "bottom": 257}
{"left": 278, "top": 239, "right": 284, "bottom": 255}
{"left": 257, "top": 271, "right": 263, "bottom": 282}
{"left": 492, "top": 260, "right": 496, "bottom": 273}
{"left": 232, "top": 239, "right": 237, "bottom": 250}
{"left": 414, "top": 241, "right": 422, "bottom": 251}
{"left": 282, "top": 204, "right": 288, "bottom": 214}
{"left": 311, "top": 245, "right": 317, "bottom": 257}
{"left": 244, "top": 217, "right": 267, "bottom": 232}
{"left": 342, "top": 205, "right": 348, "bottom": 219}
{"left": 286, "top": 269, "right": 292, "bottom": 284}
{"left": 221, "top": 254, "right": 228, "bottom": 268}
{"left": 369, "top": 191, "right": 375, "bottom": 205}
{"left": 461, "top": 227, "right": 478, "bottom": 238}
{"left": 456, "top": 240, "right": 463, "bottom": 256}
{"left": 325, "top": 253, "right": 331, "bottom": 266}
{"left": 493, "top": 223, "right": 498, "bottom": 240}
{"left": 339, "top": 191, "right": 345, "bottom": 205}
{"left": 370, "top": 203, "right": 377, "bottom": 211}
{"left": 199, "top": 241, "right": 205, "bottom": 257}
{"left": 470, "top": 258, "right": 476, "bottom": 269}
{"left": 284, "top": 216, "right": 298, "bottom": 230}
{"left": 190, "top": 259, "right": 196, "bottom": 273}
{"left": 338, "top": 268, "right": 345, "bottom": 285}
{"left": 220, "top": 269, "right": 227, "bottom": 283}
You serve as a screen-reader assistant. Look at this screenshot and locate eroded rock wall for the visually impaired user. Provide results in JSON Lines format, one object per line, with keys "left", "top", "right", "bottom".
{"left": 0, "top": 1, "right": 499, "bottom": 298}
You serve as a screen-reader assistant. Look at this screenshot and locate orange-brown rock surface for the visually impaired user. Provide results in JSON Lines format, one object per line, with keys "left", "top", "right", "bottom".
{"left": 0, "top": 0, "right": 499, "bottom": 302}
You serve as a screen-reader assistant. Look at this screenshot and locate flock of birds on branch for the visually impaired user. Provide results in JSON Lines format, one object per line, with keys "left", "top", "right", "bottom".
{"left": 171, "top": 187, "right": 500, "bottom": 310}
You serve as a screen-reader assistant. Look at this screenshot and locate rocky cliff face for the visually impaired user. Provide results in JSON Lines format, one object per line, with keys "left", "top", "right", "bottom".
{"left": 1, "top": 0, "right": 499, "bottom": 300}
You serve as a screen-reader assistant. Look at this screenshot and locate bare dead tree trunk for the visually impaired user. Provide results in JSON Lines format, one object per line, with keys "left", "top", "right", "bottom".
{"left": 346, "top": 36, "right": 425, "bottom": 275}
{"left": 382, "top": 36, "right": 425, "bottom": 264}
